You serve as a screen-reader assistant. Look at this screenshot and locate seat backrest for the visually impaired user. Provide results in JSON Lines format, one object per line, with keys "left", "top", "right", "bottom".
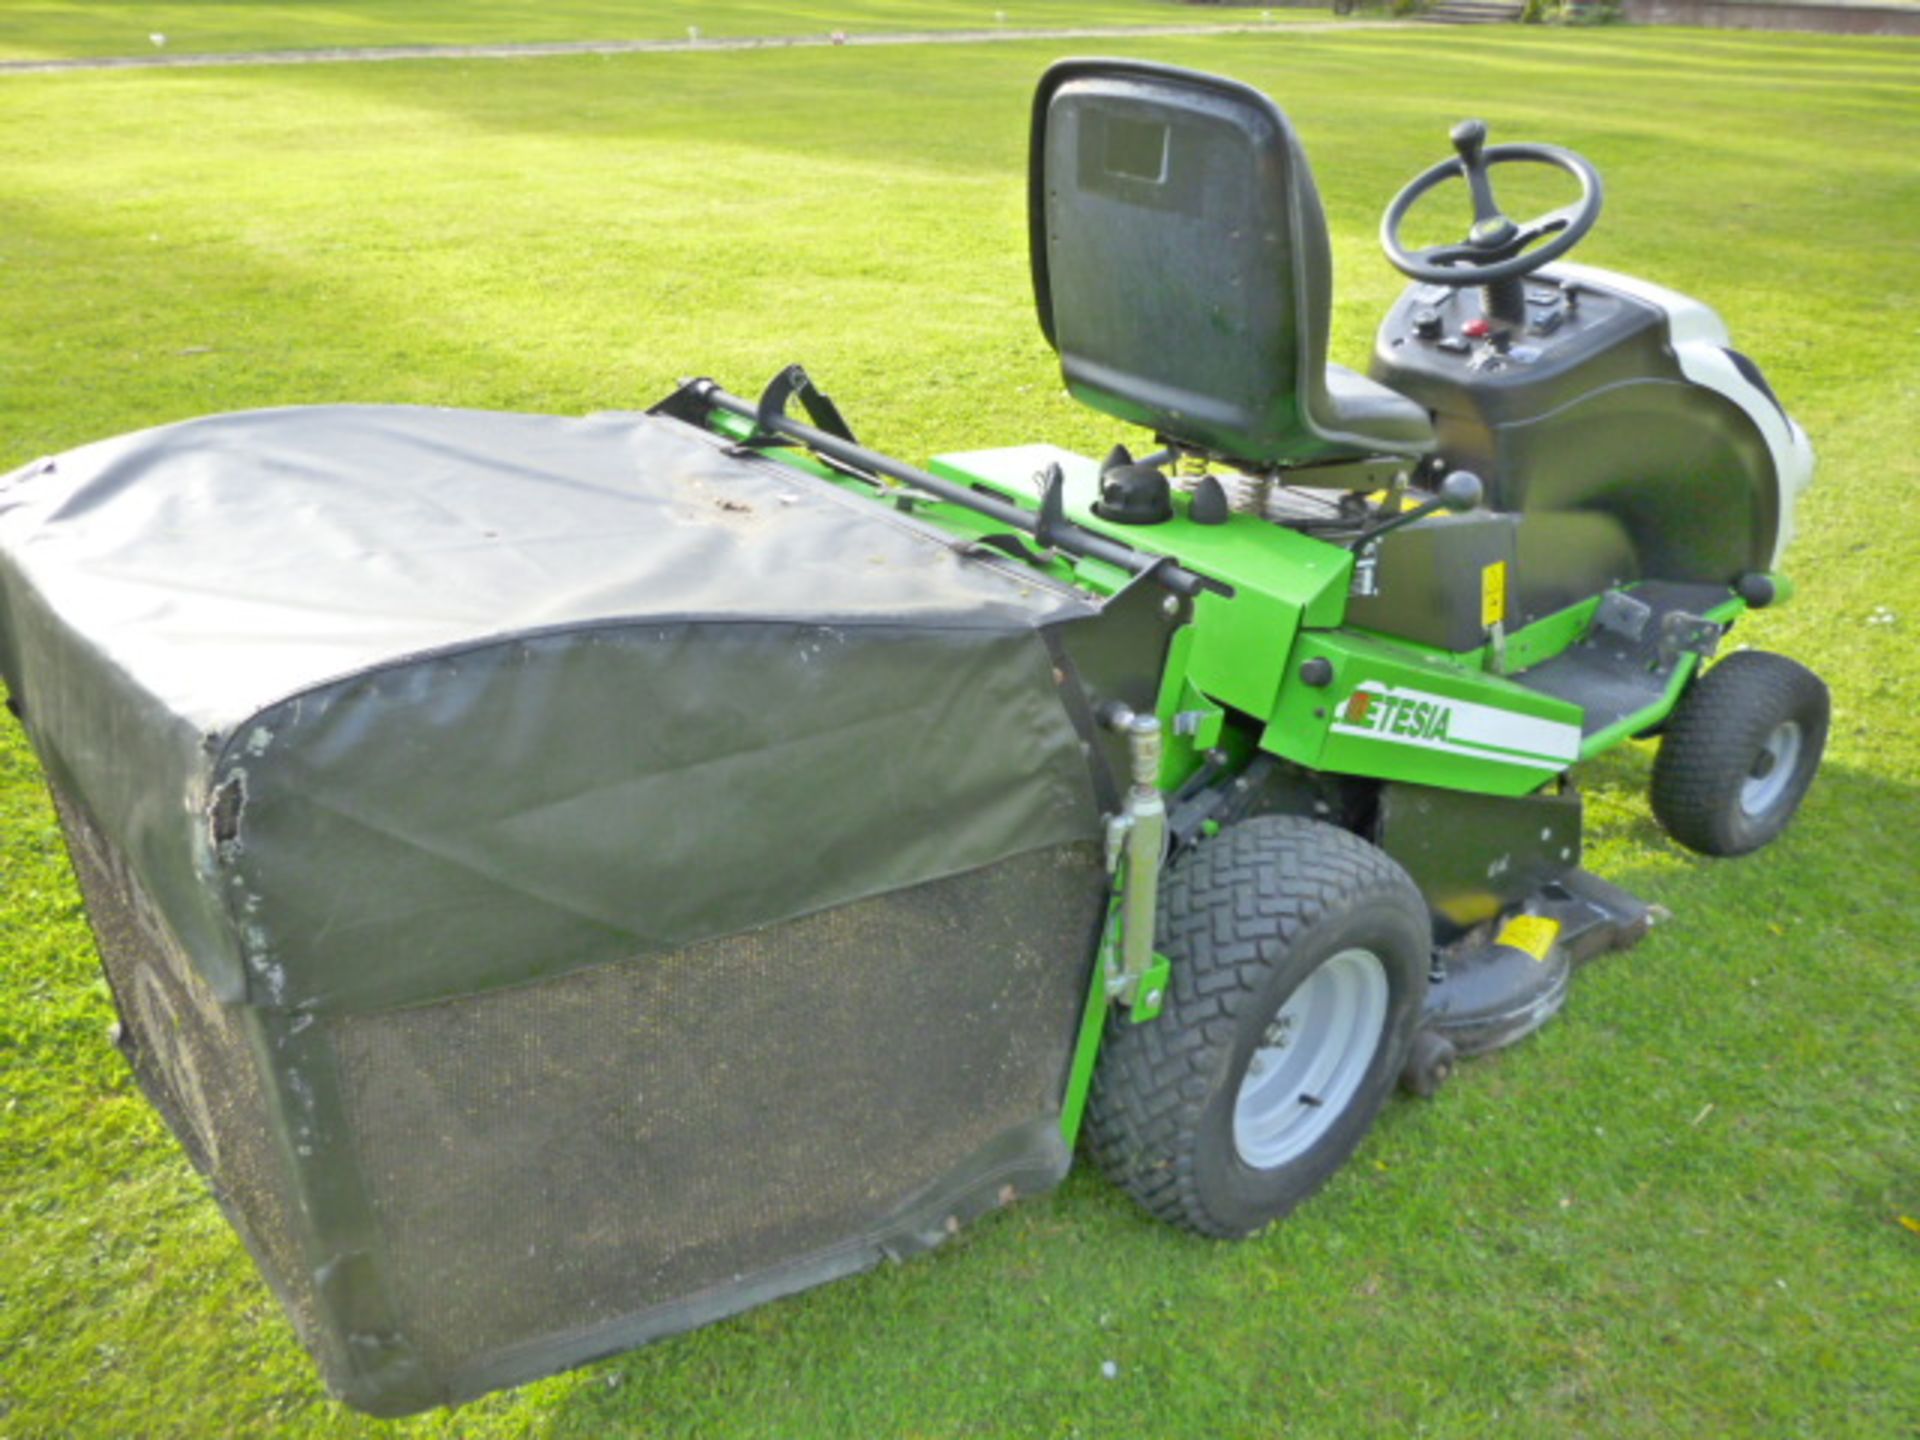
{"left": 1029, "top": 60, "right": 1337, "bottom": 464}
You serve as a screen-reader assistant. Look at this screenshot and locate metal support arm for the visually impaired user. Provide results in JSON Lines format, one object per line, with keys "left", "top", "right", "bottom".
{"left": 1098, "top": 704, "right": 1171, "bottom": 1022}
{"left": 674, "top": 374, "right": 1216, "bottom": 599}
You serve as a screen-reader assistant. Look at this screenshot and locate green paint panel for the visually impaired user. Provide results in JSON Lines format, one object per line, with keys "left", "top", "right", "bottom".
{"left": 1058, "top": 901, "right": 1115, "bottom": 1146}
{"left": 1497, "top": 594, "right": 1604, "bottom": 673}
{"left": 1185, "top": 583, "right": 1301, "bottom": 719}
{"left": 741, "top": 439, "right": 1750, "bottom": 805}
{"left": 933, "top": 446, "right": 1349, "bottom": 601}
{"left": 1128, "top": 954, "right": 1171, "bottom": 1024}
{"left": 1151, "top": 629, "right": 1209, "bottom": 790}
{"left": 1359, "top": 595, "right": 1604, "bottom": 678}
{"left": 1266, "top": 630, "right": 1585, "bottom": 798}
{"left": 934, "top": 446, "right": 1353, "bottom": 716}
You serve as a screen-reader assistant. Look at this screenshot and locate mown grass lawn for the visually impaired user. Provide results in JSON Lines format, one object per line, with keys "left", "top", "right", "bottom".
{"left": 0, "top": 0, "right": 1312, "bottom": 63}
{"left": 2, "top": 20, "right": 1917, "bottom": 1440}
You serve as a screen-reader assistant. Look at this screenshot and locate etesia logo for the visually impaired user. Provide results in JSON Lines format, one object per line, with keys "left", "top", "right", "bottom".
{"left": 1341, "top": 688, "right": 1452, "bottom": 741}
{"left": 1331, "top": 682, "right": 1580, "bottom": 772}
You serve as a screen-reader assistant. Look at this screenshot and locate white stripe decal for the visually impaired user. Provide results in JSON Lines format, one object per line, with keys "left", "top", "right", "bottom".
{"left": 1329, "top": 683, "right": 1579, "bottom": 771}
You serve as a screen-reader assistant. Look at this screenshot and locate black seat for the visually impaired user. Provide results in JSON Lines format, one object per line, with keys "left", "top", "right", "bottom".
{"left": 1030, "top": 60, "right": 1434, "bottom": 471}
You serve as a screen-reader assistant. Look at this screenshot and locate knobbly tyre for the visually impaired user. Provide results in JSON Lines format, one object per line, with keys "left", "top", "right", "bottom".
{"left": 0, "top": 60, "right": 1824, "bottom": 1415}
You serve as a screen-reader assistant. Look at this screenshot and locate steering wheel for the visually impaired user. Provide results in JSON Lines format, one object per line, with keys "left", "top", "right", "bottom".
{"left": 1380, "top": 119, "right": 1603, "bottom": 287}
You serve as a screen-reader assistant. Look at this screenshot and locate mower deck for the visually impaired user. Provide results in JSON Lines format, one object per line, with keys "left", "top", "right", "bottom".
{"left": 1422, "top": 867, "right": 1658, "bottom": 1059}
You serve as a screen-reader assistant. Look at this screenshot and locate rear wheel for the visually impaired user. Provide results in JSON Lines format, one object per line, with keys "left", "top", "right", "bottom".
{"left": 1651, "top": 651, "right": 1828, "bottom": 856}
{"left": 1085, "top": 816, "right": 1429, "bottom": 1239}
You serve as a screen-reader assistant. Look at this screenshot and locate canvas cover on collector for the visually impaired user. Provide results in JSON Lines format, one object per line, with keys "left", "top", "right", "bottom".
{"left": 0, "top": 404, "right": 1142, "bottom": 1412}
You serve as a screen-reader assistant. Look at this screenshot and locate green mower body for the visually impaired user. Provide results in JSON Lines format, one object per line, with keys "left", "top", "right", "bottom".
{"left": 662, "top": 56, "right": 1826, "bottom": 1218}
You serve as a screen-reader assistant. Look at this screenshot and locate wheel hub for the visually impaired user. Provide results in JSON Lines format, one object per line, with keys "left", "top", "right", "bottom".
{"left": 1232, "top": 947, "right": 1389, "bottom": 1170}
{"left": 1740, "top": 720, "right": 1803, "bottom": 818}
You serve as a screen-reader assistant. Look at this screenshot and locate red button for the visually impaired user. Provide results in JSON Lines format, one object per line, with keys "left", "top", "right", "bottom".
{"left": 1461, "top": 318, "right": 1493, "bottom": 339}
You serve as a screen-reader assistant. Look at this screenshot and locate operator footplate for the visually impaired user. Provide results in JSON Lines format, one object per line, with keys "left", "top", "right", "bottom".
{"left": 1511, "top": 581, "right": 1732, "bottom": 738}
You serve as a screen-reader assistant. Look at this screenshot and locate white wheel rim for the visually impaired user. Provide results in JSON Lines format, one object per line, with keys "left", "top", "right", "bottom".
{"left": 1740, "top": 720, "right": 1803, "bottom": 818}
{"left": 1232, "top": 947, "right": 1390, "bottom": 1170}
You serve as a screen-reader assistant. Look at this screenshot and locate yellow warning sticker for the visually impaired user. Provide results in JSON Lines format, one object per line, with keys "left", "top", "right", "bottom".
{"left": 1481, "top": 560, "right": 1508, "bottom": 628}
{"left": 1497, "top": 914, "right": 1561, "bottom": 962}
{"left": 1366, "top": 489, "right": 1424, "bottom": 512}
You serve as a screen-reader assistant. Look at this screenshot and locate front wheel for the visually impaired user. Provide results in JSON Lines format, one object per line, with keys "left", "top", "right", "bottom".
{"left": 1650, "top": 650, "right": 1828, "bottom": 857}
{"left": 1085, "top": 816, "right": 1429, "bottom": 1239}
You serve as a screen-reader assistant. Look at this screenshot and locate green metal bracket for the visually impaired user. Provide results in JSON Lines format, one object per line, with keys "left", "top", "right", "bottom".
{"left": 1169, "top": 678, "right": 1225, "bottom": 752}
{"left": 1057, "top": 699, "right": 1178, "bottom": 1143}
{"left": 1129, "top": 953, "right": 1171, "bottom": 1023}
{"left": 1060, "top": 810, "right": 1170, "bottom": 1143}
{"left": 1058, "top": 926, "right": 1112, "bottom": 1146}
{"left": 1100, "top": 706, "right": 1169, "bottom": 1010}
{"left": 1092, "top": 877, "right": 1171, "bottom": 1023}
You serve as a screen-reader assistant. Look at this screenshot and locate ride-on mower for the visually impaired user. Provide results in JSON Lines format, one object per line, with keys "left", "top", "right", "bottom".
{"left": 0, "top": 60, "right": 1826, "bottom": 1415}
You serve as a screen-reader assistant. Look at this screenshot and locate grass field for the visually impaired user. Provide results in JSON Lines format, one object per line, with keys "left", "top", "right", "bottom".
{"left": 0, "top": 0, "right": 1316, "bottom": 63}
{"left": 2, "top": 17, "right": 1918, "bottom": 1440}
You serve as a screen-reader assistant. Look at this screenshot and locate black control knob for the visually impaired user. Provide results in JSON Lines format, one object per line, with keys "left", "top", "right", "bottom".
{"left": 1092, "top": 463, "right": 1174, "bottom": 526}
{"left": 1412, "top": 307, "right": 1443, "bottom": 340}
{"left": 1450, "top": 118, "right": 1489, "bottom": 169}
{"left": 1189, "top": 475, "right": 1231, "bottom": 526}
{"left": 1438, "top": 470, "right": 1485, "bottom": 513}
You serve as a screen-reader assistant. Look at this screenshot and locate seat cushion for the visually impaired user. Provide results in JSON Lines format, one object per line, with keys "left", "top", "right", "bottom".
{"left": 1321, "top": 364, "right": 1436, "bottom": 450}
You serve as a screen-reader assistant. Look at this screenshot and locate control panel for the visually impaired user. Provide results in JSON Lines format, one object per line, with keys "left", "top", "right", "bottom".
{"left": 1370, "top": 270, "right": 1671, "bottom": 437}
{"left": 1374, "top": 271, "right": 1652, "bottom": 384}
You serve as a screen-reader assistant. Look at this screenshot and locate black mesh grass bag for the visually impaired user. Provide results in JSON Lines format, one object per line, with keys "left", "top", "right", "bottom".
{"left": 0, "top": 404, "right": 1149, "bottom": 1413}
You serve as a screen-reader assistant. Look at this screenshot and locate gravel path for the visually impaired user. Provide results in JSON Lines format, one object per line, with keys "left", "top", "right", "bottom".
{"left": 0, "top": 19, "right": 1390, "bottom": 77}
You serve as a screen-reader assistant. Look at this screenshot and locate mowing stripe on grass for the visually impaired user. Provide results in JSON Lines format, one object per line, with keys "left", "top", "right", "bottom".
{"left": 0, "top": 21, "right": 1403, "bottom": 77}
